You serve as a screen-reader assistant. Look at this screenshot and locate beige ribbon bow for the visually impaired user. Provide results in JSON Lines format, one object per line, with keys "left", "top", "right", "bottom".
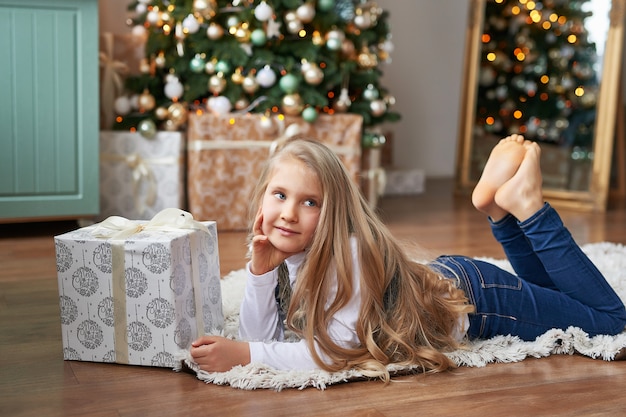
{"left": 92, "top": 208, "right": 208, "bottom": 240}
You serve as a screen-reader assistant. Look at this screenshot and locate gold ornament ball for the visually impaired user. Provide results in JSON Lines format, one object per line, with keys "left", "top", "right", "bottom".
{"left": 312, "top": 31, "right": 324, "bottom": 46}
{"left": 303, "top": 65, "right": 324, "bottom": 85}
{"left": 206, "top": 22, "right": 224, "bottom": 40}
{"left": 281, "top": 93, "right": 304, "bottom": 116}
{"left": 168, "top": 102, "right": 188, "bottom": 125}
{"left": 138, "top": 90, "right": 156, "bottom": 112}
{"left": 358, "top": 48, "right": 378, "bottom": 69}
{"left": 234, "top": 26, "right": 251, "bottom": 42}
{"left": 208, "top": 73, "right": 227, "bottom": 94}
{"left": 231, "top": 69, "right": 245, "bottom": 84}
{"left": 242, "top": 75, "right": 259, "bottom": 94}
{"left": 155, "top": 106, "right": 169, "bottom": 120}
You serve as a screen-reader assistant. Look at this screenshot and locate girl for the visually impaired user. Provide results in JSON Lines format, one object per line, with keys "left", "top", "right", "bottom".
{"left": 190, "top": 135, "right": 626, "bottom": 380}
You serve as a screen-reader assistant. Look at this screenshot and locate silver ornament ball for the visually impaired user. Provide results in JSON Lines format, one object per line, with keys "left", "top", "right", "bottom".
{"left": 369, "top": 99, "right": 387, "bottom": 117}
{"left": 137, "top": 119, "right": 157, "bottom": 139}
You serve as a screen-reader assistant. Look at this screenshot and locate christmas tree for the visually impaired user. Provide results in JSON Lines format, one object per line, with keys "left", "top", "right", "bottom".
{"left": 114, "top": 0, "right": 400, "bottom": 145}
{"left": 476, "top": 0, "right": 602, "bottom": 148}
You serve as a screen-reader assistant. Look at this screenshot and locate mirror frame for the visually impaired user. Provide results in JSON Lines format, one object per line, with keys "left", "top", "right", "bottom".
{"left": 456, "top": 0, "right": 626, "bottom": 211}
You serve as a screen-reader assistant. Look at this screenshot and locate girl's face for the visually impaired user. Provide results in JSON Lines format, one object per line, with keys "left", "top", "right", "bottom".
{"left": 261, "top": 156, "right": 322, "bottom": 254}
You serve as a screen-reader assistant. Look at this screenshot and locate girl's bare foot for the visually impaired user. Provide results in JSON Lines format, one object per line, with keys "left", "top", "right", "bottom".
{"left": 494, "top": 141, "right": 544, "bottom": 222}
{"left": 472, "top": 134, "right": 527, "bottom": 221}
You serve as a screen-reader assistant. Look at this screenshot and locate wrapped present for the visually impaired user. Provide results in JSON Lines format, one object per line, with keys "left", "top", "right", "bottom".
{"left": 98, "top": 131, "right": 185, "bottom": 222}
{"left": 55, "top": 209, "right": 223, "bottom": 367}
{"left": 187, "top": 113, "right": 363, "bottom": 230}
{"left": 383, "top": 168, "right": 426, "bottom": 196}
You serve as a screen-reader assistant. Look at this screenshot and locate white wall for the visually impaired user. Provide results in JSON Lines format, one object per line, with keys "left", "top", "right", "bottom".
{"left": 99, "top": 1, "right": 471, "bottom": 178}
{"left": 378, "top": 0, "right": 468, "bottom": 177}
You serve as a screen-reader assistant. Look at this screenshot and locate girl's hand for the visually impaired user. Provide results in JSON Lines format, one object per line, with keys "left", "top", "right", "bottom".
{"left": 249, "top": 208, "right": 291, "bottom": 275}
{"left": 190, "top": 336, "right": 251, "bottom": 372}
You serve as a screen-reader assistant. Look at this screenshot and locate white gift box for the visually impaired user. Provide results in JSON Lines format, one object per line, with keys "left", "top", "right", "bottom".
{"left": 383, "top": 168, "right": 425, "bottom": 196}
{"left": 98, "top": 131, "right": 185, "bottom": 221}
{"left": 55, "top": 209, "right": 223, "bottom": 367}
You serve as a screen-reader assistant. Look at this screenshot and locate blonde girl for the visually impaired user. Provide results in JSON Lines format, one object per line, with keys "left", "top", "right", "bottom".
{"left": 190, "top": 136, "right": 626, "bottom": 380}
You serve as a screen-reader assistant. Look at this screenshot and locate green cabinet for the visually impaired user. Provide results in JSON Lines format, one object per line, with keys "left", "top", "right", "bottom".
{"left": 0, "top": 0, "right": 99, "bottom": 221}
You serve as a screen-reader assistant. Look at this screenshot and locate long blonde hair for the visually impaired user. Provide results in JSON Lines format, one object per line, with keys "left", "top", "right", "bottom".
{"left": 248, "top": 138, "right": 473, "bottom": 381}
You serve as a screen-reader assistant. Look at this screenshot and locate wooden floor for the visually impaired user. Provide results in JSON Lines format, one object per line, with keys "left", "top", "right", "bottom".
{"left": 2, "top": 179, "right": 626, "bottom": 417}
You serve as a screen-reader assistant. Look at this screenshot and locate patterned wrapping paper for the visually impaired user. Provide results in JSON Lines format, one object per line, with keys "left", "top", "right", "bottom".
{"left": 186, "top": 113, "right": 363, "bottom": 230}
{"left": 98, "top": 131, "right": 186, "bottom": 222}
{"left": 55, "top": 212, "right": 223, "bottom": 367}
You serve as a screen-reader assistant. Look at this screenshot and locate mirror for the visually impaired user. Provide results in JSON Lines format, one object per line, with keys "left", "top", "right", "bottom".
{"left": 456, "top": 0, "right": 625, "bottom": 211}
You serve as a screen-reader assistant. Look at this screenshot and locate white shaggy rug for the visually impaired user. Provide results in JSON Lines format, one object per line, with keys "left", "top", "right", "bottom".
{"left": 176, "top": 242, "right": 626, "bottom": 390}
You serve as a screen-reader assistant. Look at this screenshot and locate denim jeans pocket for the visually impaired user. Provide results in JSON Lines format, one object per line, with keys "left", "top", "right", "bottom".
{"left": 434, "top": 256, "right": 521, "bottom": 300}
{"left": 460, "top": 257, "right": 522, "bottom": 290}
{"left": 434, "top": 255, "right": 523, "bottom": 339}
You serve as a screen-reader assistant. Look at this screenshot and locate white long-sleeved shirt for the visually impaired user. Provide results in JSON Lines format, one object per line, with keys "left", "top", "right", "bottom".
{"left": 238, "top": 238, "right": 468, "bottom": 370}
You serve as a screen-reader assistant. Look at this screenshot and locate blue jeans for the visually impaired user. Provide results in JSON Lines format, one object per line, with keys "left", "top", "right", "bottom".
{"left": 433, "top": 203, "right": 626, "bottom": 341}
